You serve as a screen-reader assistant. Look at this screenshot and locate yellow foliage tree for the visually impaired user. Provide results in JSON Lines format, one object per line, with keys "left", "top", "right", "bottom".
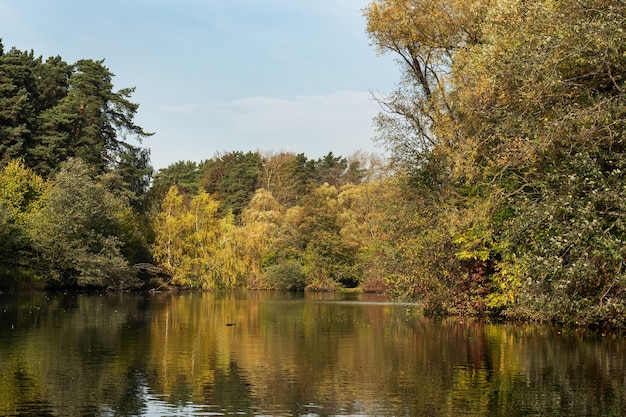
{"left": 0, "top": 159, "right": 48, "bottom": 224}
{"left": 152, "top": 187, "right": 247, "bottom": 289}
{"left": 238, "top": 189, "right": 284, "bottom": 288}
{"left": 152, "top": 185, "right": 187, "bottom": 278}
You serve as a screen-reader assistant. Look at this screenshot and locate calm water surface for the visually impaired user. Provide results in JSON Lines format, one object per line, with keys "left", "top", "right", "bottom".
{"left": 0, "top": 291, "right": 625, "bottom": 416}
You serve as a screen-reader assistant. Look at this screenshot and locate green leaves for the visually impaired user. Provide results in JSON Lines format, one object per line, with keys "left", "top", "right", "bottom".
{"left": 0, "top": 44, "right": 153, "bottom": 288}
{"left": 0, "top": 45, "right": 152, "bottom": 202}
{"left": 34, "top": 59, "right": 151, "bottom": 176}
{"left": 28, "top": 158, "right": 139, "bottom": 288}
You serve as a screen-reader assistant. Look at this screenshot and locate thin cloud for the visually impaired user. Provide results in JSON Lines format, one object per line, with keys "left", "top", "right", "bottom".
{"left": 224, "top": 91, "right": 379, "bottom": 157}
{"left": 155, "top": 104, "right": 199, "bottom": 115}
{"left": 0, "top": 0, "right": 397, "bottom": 169}
{"left": 229, "top": 91, "right": 374, "bottom": 131}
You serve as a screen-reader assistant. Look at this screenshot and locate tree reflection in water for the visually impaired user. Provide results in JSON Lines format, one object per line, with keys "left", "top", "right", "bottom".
{"left": 0, "top": 291, "right": 624, "bottom": 416}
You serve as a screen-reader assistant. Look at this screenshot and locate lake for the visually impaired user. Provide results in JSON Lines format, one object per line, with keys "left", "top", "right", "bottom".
{"left": 0, "top": 290, "right": 624, "bottom": 416}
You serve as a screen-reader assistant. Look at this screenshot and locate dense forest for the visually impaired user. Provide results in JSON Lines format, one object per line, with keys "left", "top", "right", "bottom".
{"left": 1, "top": 0, "right": 625, "bottom": 328}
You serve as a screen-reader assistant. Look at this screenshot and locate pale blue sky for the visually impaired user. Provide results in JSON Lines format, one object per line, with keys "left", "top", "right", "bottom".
{"left": 0, "top": 1, "right": 398, "bottom": 169}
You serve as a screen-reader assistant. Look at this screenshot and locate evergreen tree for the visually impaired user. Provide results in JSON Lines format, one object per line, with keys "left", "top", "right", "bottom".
{"left": 0, "top": 45, "right": 38, "bottom": 167}
{"left": 33, "top": 59, "right": 151, "bottom": 177}
{"left": 200, "top": 151, "right": 262, "bottom": 218}
{"left": 151, "top": 161, "right": 201, "bottom": 200}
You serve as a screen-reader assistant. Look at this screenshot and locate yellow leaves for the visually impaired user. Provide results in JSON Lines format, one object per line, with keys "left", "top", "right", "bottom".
{"left": 486, "top": 253, "right": 526, "bottom": 309}
{"left": 241, "top": 188, "right": 283, "bottom": 225}
{"left": 0, "top": 159, "right": 48, "bottom": 223}
{"left": 152, "top": 186, "right": 246, "bottom": 289}
{"left": 367, "top": 0, "right": 626, "bottom": 320}
{"left": 152, "top": 185, "right": 185, "bottom": 276}
{"left": 337, "top": 180, "right": 393, "bottom": 247}
{"left": 190, "top": 189, "right": 219, "bottom": 233}
{"left": 365, "top": 0, "right": 491, "bottom": 55}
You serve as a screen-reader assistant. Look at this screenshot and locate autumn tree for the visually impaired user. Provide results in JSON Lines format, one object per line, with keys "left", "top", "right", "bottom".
{"left": 363, "top": 0, "right": 494, "bottom": 313}
{"left": 152, "top": 185, "right": 186, "bottom": 276}
{"left": 336, "top": 178, "right": 391, "bottom": 293}
{"left": 448, "top": 0, "right": 626, "bottom": 324}
{"left": 239, "top": 188, "right": 284, "bottom": 288}
{"left": 258, "top": 203, "right": 307, "bottom": 291}
{"left": 259, "top": 152, "right": 307, "bottom": 207}
{"left": 259, "top": 151, "right": 365, "bottom": 208}
{"left": 0, "top": 160, "right": 47, "bottom": 284}
{"left": 152, "top": 187, "right": 247, "bottom": 289}
{"left": 366, "top": 0, "right": 626, "bottom": 325}
{"left": 365, "top": 0, "right": 490, "bottom": 171}
{"left": 298, "top": 183, "right": 361, "bottom": 290}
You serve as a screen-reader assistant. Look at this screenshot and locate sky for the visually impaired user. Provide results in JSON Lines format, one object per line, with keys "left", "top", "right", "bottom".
{"left": 0, "top": 1, "right": 399, "bottom": 170}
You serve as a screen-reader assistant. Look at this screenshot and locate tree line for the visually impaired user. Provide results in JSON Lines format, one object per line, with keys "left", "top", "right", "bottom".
{"left": 0, "top": 41, "right": 151, "bottom": 288}
{"left": 1, "top": 0, "right": 625, "bottom": 328}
